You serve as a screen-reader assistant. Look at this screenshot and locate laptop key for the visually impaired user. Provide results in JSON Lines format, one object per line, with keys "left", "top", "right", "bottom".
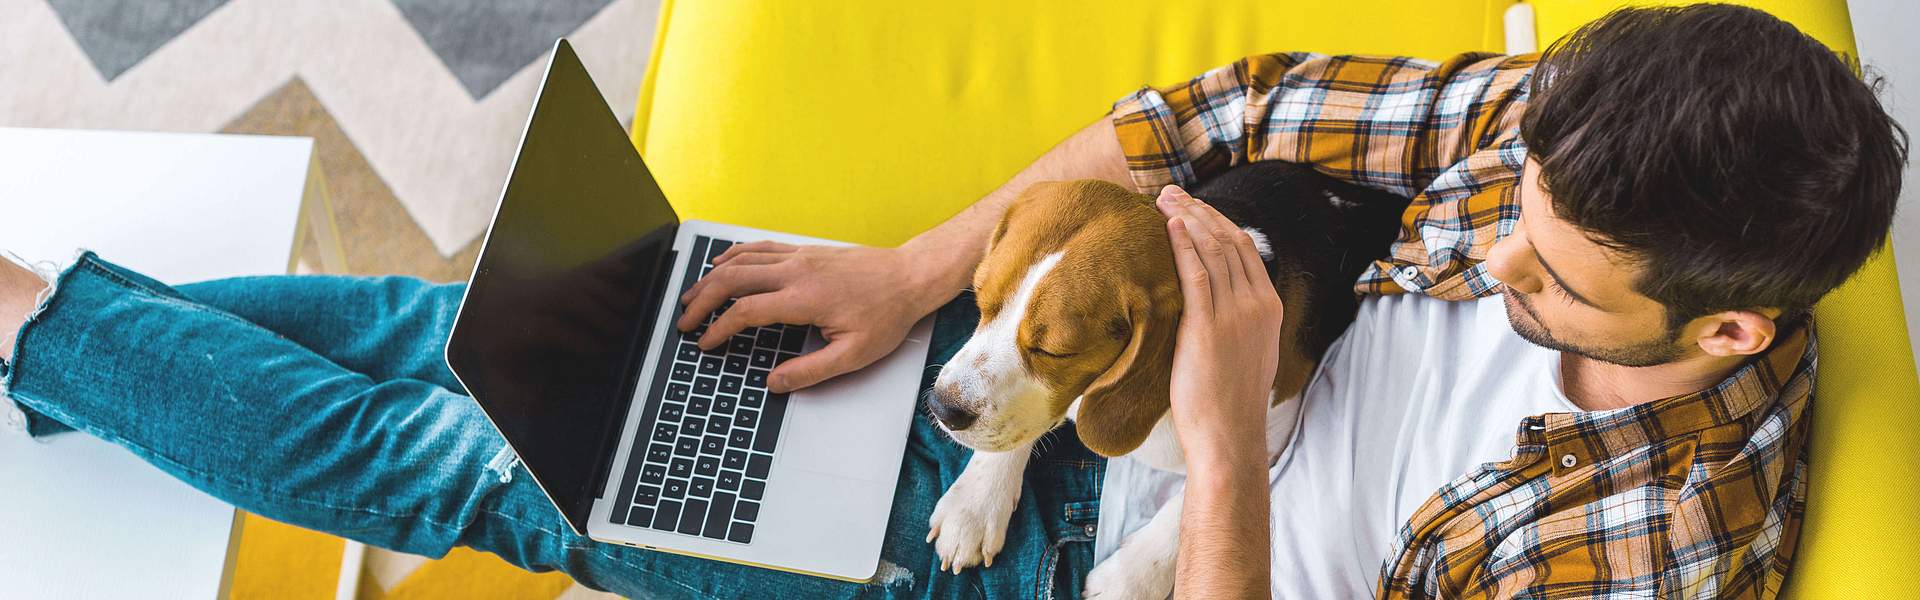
{"left": 653, "top": 500, "right": 681, "bottom": 531}
{"left": 658, "top": 403, "right": 685, "bottom": 423}
{"left": 734, "top": 501, "right": 760, "bottom": 522}
{"left": 677, "top": 342, "right": 702, "bottom": 362}
{"left": 725, "top": 355, "right": 748, "bottom": 375}
{"left": 718, "top": 470, "right": 742, "bottom": 491}
{"left": 723, "top": 450, "right": 748, "bottom": 471}
{"left": 775, "top": 352, "right": 799, "bottom": 366}
{"left": 719, "top": 375, "right": 742, "bottom": 395}
{"left": 679, "top": 499, "right": 707, "bottom": 535}
{"left": 699, "top": 355, "right": 723, "bottom": 377}
{"left": 712, "top": 394, "right": 737, "bottom": 415}
{"left": 781, "top": 325, "right": 809, "bottom": 352}
{"left": 666, "top": 383, "right": 690, "bottom": 402}
{"left": 728, "top": 429, "right": 753, "bottom": 449}
{"left": 627, "top": 506, "right": 654, "bottom": 528}
{"left": 670, "top": 362, "right": 696, "bottom": 382}
{"left": 747, "top": 453, "right": 773, "bottom": 479}
{"left": 696, "top": 456, "right": 719, "bottom": 477}
{"left": 640, "top": 465, "right": 665, "bottom": 485}
{"left": 669, "top": 458, "right": 694, "bottom": 478}
{"left": 702, "top": 435, "right": 727, "bottom": 455}
{"left": 750, "top": 349, "right": 776, "bottom": 369}
{"left": 741, "top": 389, "right": 764, "bottom": 408}
{"left": 679, "top": 419, "right": 703, "bottom": 437}
{"left": 690, "top": 477, "right": 713, "bottom": 498}
{"left": 740, "top": 479, "right": 765, "bottom": 501}
{"left": 754, "top": 393, "right": 788, "bottom": 453}
{"left": 706, "top": 416, "right": 730, "bottom": 437}
{"left": 707, "top": 240, "right": 732, "bottom": 263}
{"left": 745, "top": 369, "right": 769, "bottom": 390}
{"left": 705, "top": 493, "right": 736, "bottom": 539}
{"left": 663, "top": 479, "right": 687, "bottom": 500}
{"left": 688, "top": 396, "right": 711, "bottom": 416}
{"left": 728, "top": 335, "right": 755, "bottom": 356}
{"left": 728, "top": 522, "right": 754, "bottom": 544}
{"left": 652, "top": 424, "right": 677, "bottom": 444}
{"left": 733, "top": 409, "right": 757, "bottom": 430}
{"left": 755, "top": 327, "right": 782, "bottom": 349}
{"left": 647, "top": 443, "right": 673, "bottom": 464}
{"left": 675, "top": 437, "right": 699, "bottom": 456}
{"left": 693, "top": 376, "right": 717, "bottom": 396}
{"left": 634, "top": 485, "right": 660, "bottom": 506}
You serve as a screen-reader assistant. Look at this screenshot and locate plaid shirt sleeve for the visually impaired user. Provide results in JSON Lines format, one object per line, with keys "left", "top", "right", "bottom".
{"left": 1110, "top": 52, "right": 1535, "bottom": 299}
{"left": 1111, "top": 53, "right": 1813, "bottom": 600}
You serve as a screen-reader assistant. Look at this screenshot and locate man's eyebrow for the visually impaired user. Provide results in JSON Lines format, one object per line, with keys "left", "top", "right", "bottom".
{"left": 1530, "top": 240, "right": 1604, "bottom": 309}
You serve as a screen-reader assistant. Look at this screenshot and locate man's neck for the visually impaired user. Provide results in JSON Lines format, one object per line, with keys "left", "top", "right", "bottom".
{"left": 1559, "top": 351, "right": 1751, "bottom": 412}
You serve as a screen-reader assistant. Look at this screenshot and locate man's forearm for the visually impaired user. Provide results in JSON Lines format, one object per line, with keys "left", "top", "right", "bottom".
{"left": 1176, "top": 454, "right": 1272, "bottom": 600}
{"left": 897, "top": 114, "right": 1129, "bottom": 302}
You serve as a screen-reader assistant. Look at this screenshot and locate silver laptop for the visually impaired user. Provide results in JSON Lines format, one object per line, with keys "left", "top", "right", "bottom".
{"left": 444, "top": 39, "right": 933, "bottom": 582}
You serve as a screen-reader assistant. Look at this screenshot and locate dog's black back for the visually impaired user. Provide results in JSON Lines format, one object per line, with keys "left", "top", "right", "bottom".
{"left": 1190, "top": 161, "right": 1411, "bottom": 362}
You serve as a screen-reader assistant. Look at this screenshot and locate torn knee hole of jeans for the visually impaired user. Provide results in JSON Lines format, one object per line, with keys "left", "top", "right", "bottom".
{"left": 486, "top": 446, "right": 520, "bottom": 483}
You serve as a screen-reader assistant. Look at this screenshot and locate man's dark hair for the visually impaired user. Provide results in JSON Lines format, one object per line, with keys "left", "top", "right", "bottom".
{"left": 1519, "top": 3, "right": 1908, "bottom": 332}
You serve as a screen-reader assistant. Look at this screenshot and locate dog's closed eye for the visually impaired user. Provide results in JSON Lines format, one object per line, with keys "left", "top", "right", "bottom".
{"left": 1028, "top": 347, "right": 1078, "bottom": 359}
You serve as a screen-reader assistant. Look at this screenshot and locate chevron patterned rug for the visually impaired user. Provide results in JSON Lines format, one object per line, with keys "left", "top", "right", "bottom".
{"left": 2, "top": 0, "right": 657, "bottom": 597}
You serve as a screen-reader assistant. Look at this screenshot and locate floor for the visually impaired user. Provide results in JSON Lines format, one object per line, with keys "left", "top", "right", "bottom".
{"left": 1, "top": 0, "right": 661, "bottom": 597}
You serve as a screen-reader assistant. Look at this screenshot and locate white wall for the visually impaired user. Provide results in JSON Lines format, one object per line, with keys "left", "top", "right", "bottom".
{"left": 1847, "top": 0, "right": 1920, "bottom": 373}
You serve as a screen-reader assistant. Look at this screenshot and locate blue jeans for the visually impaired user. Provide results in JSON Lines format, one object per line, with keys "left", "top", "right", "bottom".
{"left": 3, "top": 252, "right": 1104, "bottom": 599}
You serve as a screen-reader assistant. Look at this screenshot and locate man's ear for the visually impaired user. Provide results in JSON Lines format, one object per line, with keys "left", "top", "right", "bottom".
{"left": 1693, "top": 309, "right": 1779, "bottom": 357}
{"left": 1075, "top": 289, "right": 1179, "bottom": 457}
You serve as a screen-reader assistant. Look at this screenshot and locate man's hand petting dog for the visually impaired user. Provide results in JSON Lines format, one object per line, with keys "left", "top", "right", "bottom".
{"left": 1155, "top": 185, "right": 1279, "bottom": 599}
{"left": 676, "top": 242, "right": 950, "bottom": 393}
{"left": 1155, "top": 186, "right": 1283, "bottom": 463}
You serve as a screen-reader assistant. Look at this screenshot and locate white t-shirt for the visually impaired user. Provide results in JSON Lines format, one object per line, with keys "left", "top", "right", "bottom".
{"left": 1093, "top": 293, "right": 1580, "bottom": 599}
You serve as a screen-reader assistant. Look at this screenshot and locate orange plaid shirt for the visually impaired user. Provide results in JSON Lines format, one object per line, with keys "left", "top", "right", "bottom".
{"left": 1111, "top": 52, "right": 1813, "bottom": 600}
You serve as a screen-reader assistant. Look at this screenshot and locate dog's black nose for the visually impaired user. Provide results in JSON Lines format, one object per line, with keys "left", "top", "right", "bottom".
{"left": 926, "top": 395, "right": 978, "bottom": 431}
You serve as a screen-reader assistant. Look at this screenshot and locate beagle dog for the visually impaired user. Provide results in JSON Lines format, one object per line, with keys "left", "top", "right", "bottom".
{"left": 924, "top": 161, "right": 1410, "bottom": 599}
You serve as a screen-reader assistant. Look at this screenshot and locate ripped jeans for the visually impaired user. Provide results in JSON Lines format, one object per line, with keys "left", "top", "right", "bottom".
{"left": 3, "top": 252, "right": 1104, "bottom": 599}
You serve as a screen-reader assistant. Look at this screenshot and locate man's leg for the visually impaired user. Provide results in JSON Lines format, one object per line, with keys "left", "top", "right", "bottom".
{"left": 1, "top": 254, "right": 1103, "bottom": 598}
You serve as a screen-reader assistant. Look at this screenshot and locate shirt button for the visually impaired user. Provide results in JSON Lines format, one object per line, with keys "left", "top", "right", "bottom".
{"left": 1083, "top": 524, "right": 1097, "bottom": 536}
{"left": 1560, "top": 454, "right": 1578, "bottom": 468}
{"left": 1400, "top": 266, "right": 1420, "bottom": 279}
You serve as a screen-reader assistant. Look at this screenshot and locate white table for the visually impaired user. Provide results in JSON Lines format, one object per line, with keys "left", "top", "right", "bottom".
{"left": 0, "top": 127, "right": 331, "bottom": 600}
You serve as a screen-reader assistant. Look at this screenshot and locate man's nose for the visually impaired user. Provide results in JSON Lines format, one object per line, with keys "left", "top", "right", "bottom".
{"left": 1485, "top": 233, "right": 1541, "bottom": 294}
{"left": 926, "top": 387, "right": 978, "bottom": 431}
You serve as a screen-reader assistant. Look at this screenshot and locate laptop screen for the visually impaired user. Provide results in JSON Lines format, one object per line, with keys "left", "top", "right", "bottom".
{"left": 446, "top": 39, "right": 679, "bottom": 534}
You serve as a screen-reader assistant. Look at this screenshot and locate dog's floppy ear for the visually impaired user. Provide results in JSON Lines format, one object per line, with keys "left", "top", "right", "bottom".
{"left": 1075, "top": 286, "right": 1178, "bottom": 456}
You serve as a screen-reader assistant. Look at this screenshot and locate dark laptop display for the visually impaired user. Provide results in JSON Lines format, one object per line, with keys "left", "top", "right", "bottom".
{"left": 444, "top": 40, "right": 679, "bottom": 535}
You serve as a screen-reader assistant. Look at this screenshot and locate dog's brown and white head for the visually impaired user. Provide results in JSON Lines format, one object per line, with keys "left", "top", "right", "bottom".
{"left": 928, "top": 180, "right": 1182, "bottom": 457}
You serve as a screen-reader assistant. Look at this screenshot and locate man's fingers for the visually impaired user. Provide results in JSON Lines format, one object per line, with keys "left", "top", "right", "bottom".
{"left": 711, "top": 241, "right": 797, "bottom": 265}
{"left": 701, "top": 292, "right": 804, "bottom": 348}
{"left": 1179, "top": 203, "right": 1236, "bottom": 307}
{"left": 1232, "top": 228, "right": 1274, "bottom": 295}
{"left": 1166, "top": 216, "right": 1213, "bottom": 319}
{"left": 767, "top": 335, "right": 871, "bottom": 393}
{"left": 676, "top": 264, "right": 792, "bottom": 336}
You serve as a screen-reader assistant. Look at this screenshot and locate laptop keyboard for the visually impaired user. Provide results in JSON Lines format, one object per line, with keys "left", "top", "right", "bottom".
{"left": 607, "top": 236, "right": 806, "bottom": 544}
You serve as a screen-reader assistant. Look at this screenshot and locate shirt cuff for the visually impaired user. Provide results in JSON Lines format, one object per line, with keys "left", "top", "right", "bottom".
{"left": 1111, "top": 87, "right": 1200, "bottom": 194}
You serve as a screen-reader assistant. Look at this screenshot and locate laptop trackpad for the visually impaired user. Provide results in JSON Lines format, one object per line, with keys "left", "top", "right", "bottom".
{"left": 779, "top": 322, "right": 931, "bottom": 482}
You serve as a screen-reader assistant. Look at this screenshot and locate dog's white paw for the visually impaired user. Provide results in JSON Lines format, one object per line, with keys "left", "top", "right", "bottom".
{"left": 926, "top": 450, "right": 1027, "bottom": 573}
{"left": 1082, "top": 533, "right": 1179, "bottom": 600}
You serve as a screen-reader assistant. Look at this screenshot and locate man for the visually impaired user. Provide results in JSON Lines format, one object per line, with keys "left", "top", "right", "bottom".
{"left": 0, "top": 4, "right": 1903, "bottom": 600}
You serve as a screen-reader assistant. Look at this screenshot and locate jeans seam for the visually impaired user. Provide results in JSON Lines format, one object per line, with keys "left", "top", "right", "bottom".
{"left": 80, "top": 261, "right": 263, "bottom": 330}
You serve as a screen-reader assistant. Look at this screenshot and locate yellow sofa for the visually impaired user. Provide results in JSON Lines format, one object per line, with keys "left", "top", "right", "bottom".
{"left": 631, "top": 1, "right": 1920, "bottom": 598}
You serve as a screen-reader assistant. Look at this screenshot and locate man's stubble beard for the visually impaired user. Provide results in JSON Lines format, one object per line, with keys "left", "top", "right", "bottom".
{"left": 1500, "top": 286, "right": 1689, "bottom": 368}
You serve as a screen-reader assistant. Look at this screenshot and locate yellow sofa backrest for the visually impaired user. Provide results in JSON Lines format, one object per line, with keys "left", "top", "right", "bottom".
{"left": 633, "top": 2, "right": 1919, "bottom": 598}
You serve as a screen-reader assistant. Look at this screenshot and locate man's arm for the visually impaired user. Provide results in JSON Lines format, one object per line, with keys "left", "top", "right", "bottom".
{"left": 675, "top": 114, "right": 1128, "bottom": 393}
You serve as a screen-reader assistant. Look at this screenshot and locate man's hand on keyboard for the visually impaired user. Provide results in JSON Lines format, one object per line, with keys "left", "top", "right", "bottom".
{"left": 677, "top": 242, "right": 952, "bottom": 394}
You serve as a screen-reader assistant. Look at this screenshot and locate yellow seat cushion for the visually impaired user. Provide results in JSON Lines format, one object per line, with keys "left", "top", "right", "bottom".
{"left": 632, "top": 1, "right": 1919, "bottom": 598}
